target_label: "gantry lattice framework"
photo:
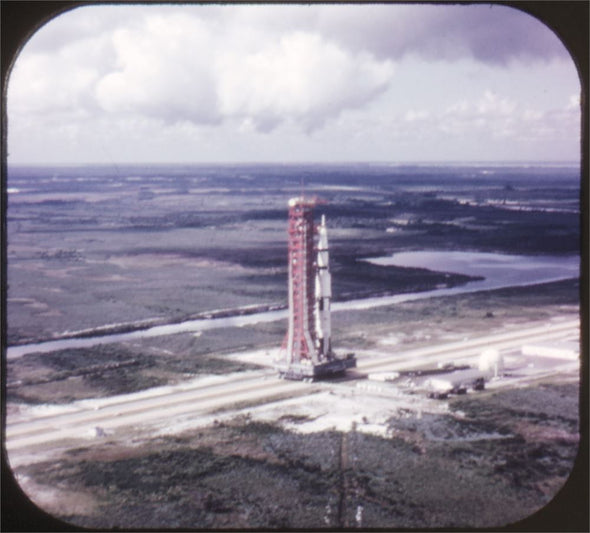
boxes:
[284,197,318,365]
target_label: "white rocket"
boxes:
[315,214,332,358]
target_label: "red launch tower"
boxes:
[285,197,317,364]
[276,197,356,381]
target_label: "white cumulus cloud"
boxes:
[216,31,394,132]
[13,7,395,135]
[95,13,221,125]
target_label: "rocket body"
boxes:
[315,215,332,357]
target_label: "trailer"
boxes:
[425,368,491,398]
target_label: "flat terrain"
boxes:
[6,164,579,344]
[9,377,581,529]
[4,163,583,529]
[5,283,582,529]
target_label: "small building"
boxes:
[521,342,579,360]
[479,349,504,377]
[367,371,400,382]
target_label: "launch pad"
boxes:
[275,354,357,381]
[276,196,356,381]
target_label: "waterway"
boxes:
[6,251,579,359]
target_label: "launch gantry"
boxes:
[276,197,356,381]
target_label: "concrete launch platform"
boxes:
[276,353,357,381]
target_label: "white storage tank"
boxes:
[479,349,504,378]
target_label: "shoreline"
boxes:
[6,276,579,360]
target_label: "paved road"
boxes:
[6,318,578,452]
[6,372,317,451]
[356,318,578,373]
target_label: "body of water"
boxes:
[365,251,579,292]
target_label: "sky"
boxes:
[6,4,582,165]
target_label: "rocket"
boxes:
[315,214,332,358]
[278,198,356,380]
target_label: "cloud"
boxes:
[13,6,395,134]
[10,5,569,129]
[404,109,430,122]
[476,91,517,116]
[316,4,570,65]
[436,91,519,138]
[216,31,393,132]
[95,13,221,125]
[6,4,580,164]
[432,91,578,144]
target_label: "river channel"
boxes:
[6,251,579,359]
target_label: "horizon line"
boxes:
[5,160,581,168]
